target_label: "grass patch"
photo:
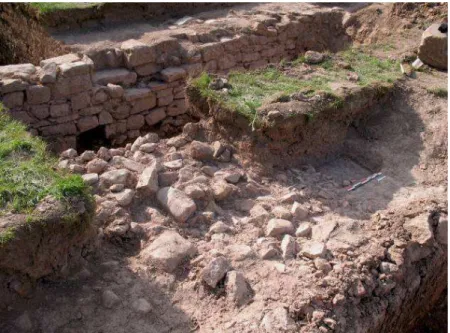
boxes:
[192,47,400,120]
[427,87,448,98]
[0,104,90,213]
[30,2,98,14]
[0,227,15,245]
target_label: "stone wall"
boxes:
[0,10,347,152]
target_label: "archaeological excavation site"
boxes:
[0,2,448,333]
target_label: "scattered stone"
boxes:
[184,184,206,199]
[112,188,135,206]
[260,247,279,260]
[314,258,332,273]
[61,148,78,159]
[266,219,294,237]
[100,169,130,187]
[136,160,160,195]
[261,307,296,332]
[202,256,230,288]
[102,290,121,309]
[167,136,187,148]
[164,159,183,170]
[225,271,252,306]
[403,214,433,245]
[305,50,324,64]
[141,230,197,272]
[80,150,96,162]
[86,158,108,174]
[224,171,241,184]
[436,215,448,245]
[202,165,219,177]
[190,141,214,160]
[347,72,359,82]
[273,206,292,220]
[158,171,179,187]
[418,23,448,70]
[157,187,197,222]
[295,223,312,238]
[281,235,298,259]
[139,143,157,153]
[291,201,308,220]
[209,221,233,234]
[82,173,99,185]
[110,184,125,192]
[211,180,233,201]
[301,241,326,259]
[132,298,153,314]
[98,146,112,161]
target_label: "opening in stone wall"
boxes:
[76,125,110,153]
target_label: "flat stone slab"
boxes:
[140,230,197,272]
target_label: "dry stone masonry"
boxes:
[0,9,346,151]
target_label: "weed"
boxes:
[0,104,90,213]
[0,227,15,246]
[427,87,448,98]
[30,3,98,13]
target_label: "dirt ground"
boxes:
[0,2,447,333]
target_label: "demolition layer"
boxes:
[0,77,446,333]
[0,3,447,333]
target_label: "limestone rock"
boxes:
[202,256,230,288]
[102,290,121,309]
[112,189,135,206]
[82,173,99,185]
[100,169,130,187]
[136,160,160,195]
[131,298,153,314]
[141,230,197,272]
[301,241,326,259]
[190,141,214,160]
[418,23,448,70]
[261,307,296,332]
[265,219,294,237]
[291,201,308,220]
[273,206,292,220]
[404,214,433,246]
[305,50,324,64]
[86,158,108,174]
[211,180,233,201]
[281,235,298,259]
[157,187,197,222]
[225,271,252,306]
[295,223,312,238]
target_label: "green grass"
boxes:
[0,104,90,214]
[192,48,400,121]
[427,87,448,98]
[0,227,15,245]
[30,2,98,14]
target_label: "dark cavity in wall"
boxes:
[76,125,110,153]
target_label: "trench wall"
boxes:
[0,10,347,152]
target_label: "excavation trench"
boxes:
[0,3,447,333]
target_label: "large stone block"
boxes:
[29,104,49,119]
[40,53,81,67]
[135,63,162,76]
[0,79,28,94]
[167,99,187,116]
[52,74,92,99]
[121,40,157,68]
[127,114,145,130]
[124,88,153,102]
[2,92,24,108]
[418,23,448,70]
[131,95,157,114]
[50,103,71,118]
[59,61,91,77]
[160,67,187,83]
[71,91,91,111]
[157,187,197,222]
[26,85,51,105]
[201,43,225,62]
[0,64,36,78]
[77,116,99,132]
[145,107,166,125]
[93,68,137,86]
